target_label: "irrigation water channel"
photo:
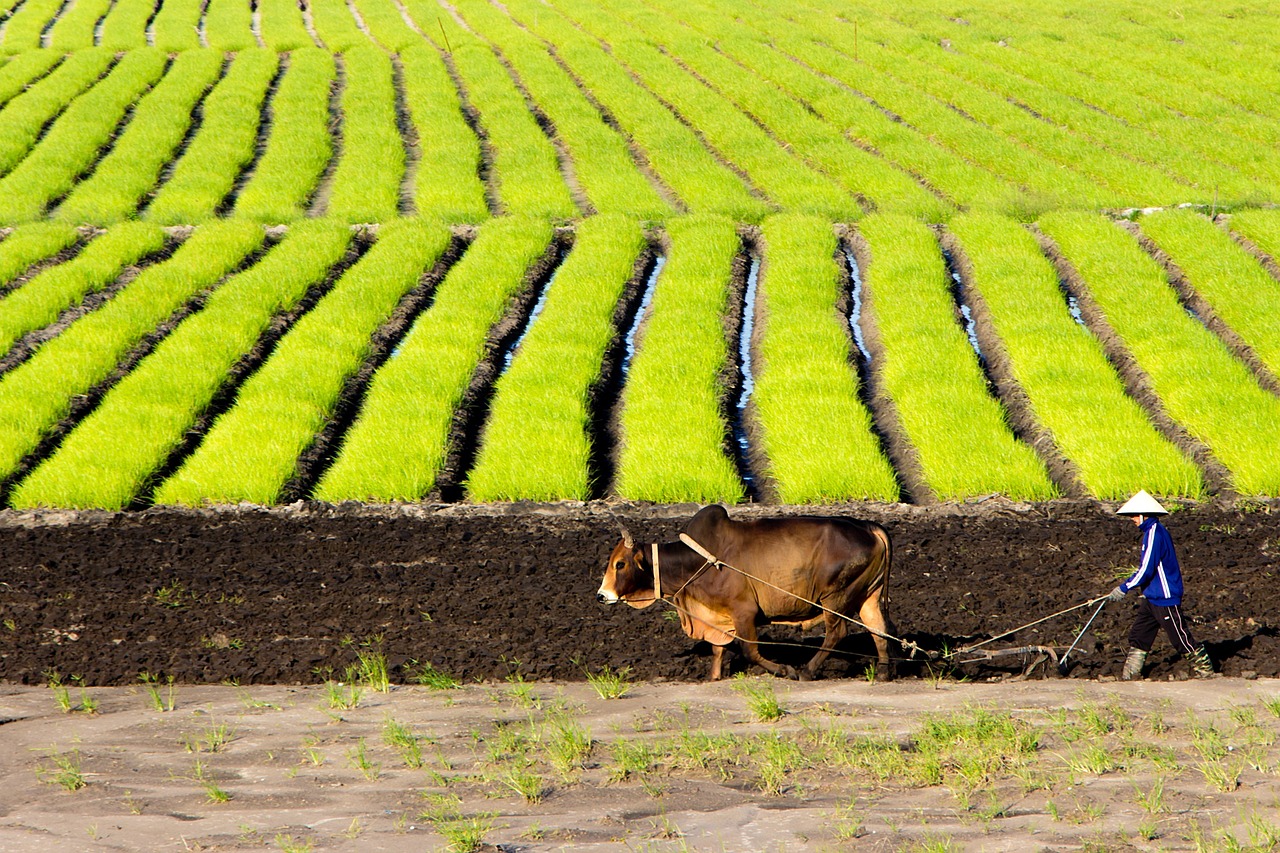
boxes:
[732,254,761,498]
[940,247,987,369]
[843,249,872,364]
[620,253,665,378]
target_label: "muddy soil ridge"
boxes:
[0,500,1276,686]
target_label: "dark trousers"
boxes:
[1129,598,1198,656]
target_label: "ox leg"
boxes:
[800,613,849,681]
[859,588,893,682]
[734,620,798,680]
[709,644,725,681]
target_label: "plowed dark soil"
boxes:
[0,500,1275,686]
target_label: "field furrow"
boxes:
[0,48,114,177]
[1040,213,1280,496]
[155,219,453,506]
[149,0,201,51]
[947,213,1202,499]
[349,0,417,52]
[857,214,1057,500]
[323,46,404,223]
[12,220,354,510]
[614,215,743,503]
[0,0,64,53]
[257,0,311,50]
[45,0,110,50]
[462,214,644,501]
[0,221,79,296]
[55,49,223,224]
[0,220,262,492]
[232,47,334,222]
[0,50,62,111]
[1228,210,1280,274]
[750,215,898,503]
[313,217,552,502]
[201,0,252,50]
[0,48,167,223]
[97,0,155,49]
[307,0,367,52]
[144,48,277,224]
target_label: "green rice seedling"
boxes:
[0,0,65,53]
[608,740,656,782]
[0,220,166,356]
[419,794,494,853]
[466,214,645,500]
[584,664,632,700]
[146,50,279,225]
[859,214,1057,499]
[347,737,381,780]
[449,0,672,220]
[1061,744,1116,777]
[0,221,264,497]
[315,217,552,501]
[273,835,314,853]
[324,680,362,711]
[151,0,204,51]
[203,0,257,50]
[1230,210,1280,264]
[323,46,404,223]
[45,0,113,50]
[752,734,807,795]
[1262,696,1280,719]
[139,672,177,712]
[306,0,368,52]
[1141,209,1280,381]
[398,45,488,223]
[732,675,785,722]
[185,722,235,753]
[615,216,744,502]
[543,712,592,777]
[382,717,425,768]
[257,0,314,50]
[192,759,231,803]
[407,660,461,690]
[0,51,63,112]
[501,768,544,803]
[46,670,72,713]
[948,213,1202,498]
[427,15,576,218]
[0,222,80,292]
[1199,758,1242,793]
[1041,212,1280,496]
[349,0,420,51]
[96,0,159,48]
[36,747,86,791]
[156,220,450,505]
[0,49,168,223]
[0,49,116,177]
[352,646,391,693]
[754,214,899,501]
[493,0,767,220]
[1135,776,1166,815]
[20,223,348,506]
[56,51,225,225]
[234,49,336,223]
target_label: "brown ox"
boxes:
[597,505,893,681]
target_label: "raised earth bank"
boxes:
[0,500,1275,685]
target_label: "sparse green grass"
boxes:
[584,664,633,700]
[139,672,177,712]
[383,717,426,768]
[36,747,86,791]
[347,737,381,780]
[732,675,785,722]
[408,660,461,690]
[419,794,494,853]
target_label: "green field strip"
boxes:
[232,48,334,222]
[548,0,855,220]
[858,214,1056,500]
[0,0,64,53]
[0,50,62,110]
[640,0,1015,216]
[46,0,111,50]
[98,0,157,49]
[55,50,223,224]
[424,13,576,220]
[752,215,898,502]
[0,220,165,356]
[1139,210,1280,383]
[156,219,453,506]
[150,0,202,50]
[614,215,743,503]
[313,217,552,503]
[463,214,645,502]
[323,46,404,223]
[1228,210,1280,268]
[948,213,1202,499]
[307,0,368,52]
[0,221,78,293]
[866,13,1260,205]
[397,45,486,223]
[0,220,263,485]
[593,0,948,221]
[0,48,114,177]
[145,49,277,224]
[349,0,418,52]
[13,220,354,510]
[203,0,254,50]
[496,0,767,221]
[0,48,168,224]
[257,0,312,50]
[1040,213,1280,497]
[450,0,672,221]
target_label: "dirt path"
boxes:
[1,678,1279,851]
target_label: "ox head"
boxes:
[597,525,657,609]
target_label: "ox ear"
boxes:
[619,525,634,550]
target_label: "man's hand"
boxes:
[1108,586,1125,603]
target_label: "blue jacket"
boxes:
[1119,517,1183,606]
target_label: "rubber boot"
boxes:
[1190,646,1217,678]
[1121,648,1147,681]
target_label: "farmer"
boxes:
[1108,490,1215,680]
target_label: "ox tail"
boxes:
[867,523,892,605]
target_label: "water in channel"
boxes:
[732,255,761,497]
[843,250,872,363]
[619,253,665,379]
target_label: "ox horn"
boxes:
[619,525,634,550]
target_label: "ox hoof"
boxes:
[874,666,894,683]
[779,665,800,681]
[797,669,815,682]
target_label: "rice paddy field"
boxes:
[0,0,1276,509]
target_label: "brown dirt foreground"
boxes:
[3,678,1280,852]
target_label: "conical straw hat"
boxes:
[1117,490,1167,516]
